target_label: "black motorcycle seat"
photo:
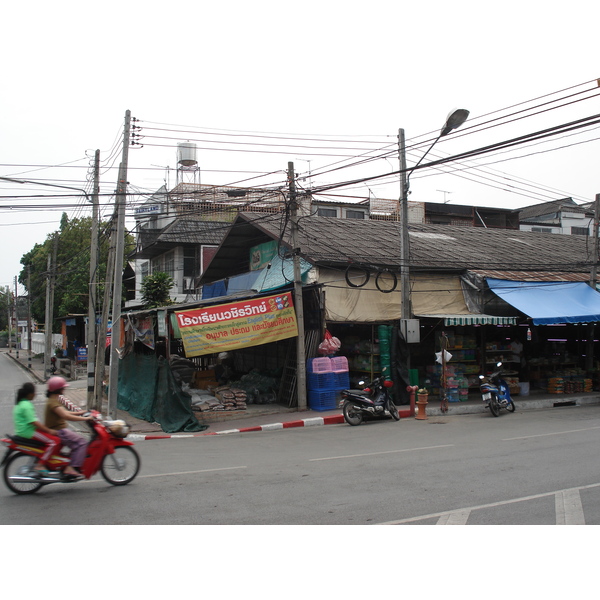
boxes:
[8,435,47,449]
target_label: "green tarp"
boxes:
[118,353,208,433]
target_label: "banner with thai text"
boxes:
[175,293,298,357]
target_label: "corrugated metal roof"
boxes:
[468,270,591,282]
[212,213,595,274]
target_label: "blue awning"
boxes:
[487,278,600,325]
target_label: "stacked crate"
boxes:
[307,357,350,411]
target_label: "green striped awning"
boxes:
[416,314,518,326]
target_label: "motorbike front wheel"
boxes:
[488,395,500,417]
[100,446,140,486]
[387,398,400,421]
[506,400,516,413]
[2,452,44,495]
[343,401,363,426]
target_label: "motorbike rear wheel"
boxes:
[489,395,500,417]
[3,452,44,495]
[387,398,400,421]
[343,401,363,426]
[506,400,516,413]
[100,446,140,486]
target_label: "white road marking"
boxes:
[309,444,454,462]
[555,489,585,525]
[379,481,600,525]
[502,426,600,441]
[137,466,248,479]
[437,509,471,525]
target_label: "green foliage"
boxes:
[19,213,135,332]
[140,272,175,308]
[0,286,11,331]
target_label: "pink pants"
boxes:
[55,429,88,469]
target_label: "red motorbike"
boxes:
[1,411,140,495]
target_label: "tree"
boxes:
[19,213,135,331]
[140,272,175,308]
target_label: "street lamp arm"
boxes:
[0,176,91,202]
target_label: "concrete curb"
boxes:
[128,414,347,440]
[126,396,600,440]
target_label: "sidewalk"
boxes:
[4,348,600,440]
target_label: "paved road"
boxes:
[3,351,600,525]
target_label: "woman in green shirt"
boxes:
[13,382,59,476]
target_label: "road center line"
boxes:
[309,444,454,462]
[137,466,248,479]
[502,425,600,441]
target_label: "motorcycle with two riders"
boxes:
[1,410,140,495]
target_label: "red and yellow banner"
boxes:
[174,293,298,357]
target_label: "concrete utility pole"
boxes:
[27,266,32,370]
[92,216,116,411]
[398,128,410,322]
[86,149,100,408]
[586,192,600,371]
[107,110,131,419]
[43,235,58,378]
[14,276,19,359]
[288,162,307,410]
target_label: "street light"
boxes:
[398,108,470,322]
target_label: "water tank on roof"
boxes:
[177,142,198,167]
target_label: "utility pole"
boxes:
[43,235,58,378]
[288,162,307,410]
[107,110,131,419]
[398,128,411,322]
[92,215,116,411]
[27,266,32,370]
[14,276,19,359]
[6,287,12,355]
[86,149,100,408]
[586,192,600,371]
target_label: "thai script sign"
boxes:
[175,293,297,357]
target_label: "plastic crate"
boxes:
[333,371,350,389]
[330,356,349,372]
[307,371,337,390]
[308,357,332,373]
[308,389,338,411]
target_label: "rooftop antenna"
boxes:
[152,164,171,189]
[437,189,453,203]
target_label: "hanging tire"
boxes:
[375,269,398,293]
[345,265,370,288]
[489,395,500,417]
[506,400,516,413]
[100,446,141,486]
[387,398,400,421]
[2,453,44,495]
[343,401,364,426]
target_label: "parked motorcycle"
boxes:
[340,371,400,426]
[479,362,516,417]
[1,410,140,495]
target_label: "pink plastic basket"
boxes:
[330,356,349,372]
[309,357,333,373]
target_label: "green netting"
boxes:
[378,324,392,380]
[118,352,208,433]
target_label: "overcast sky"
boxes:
[2,0,600,292]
